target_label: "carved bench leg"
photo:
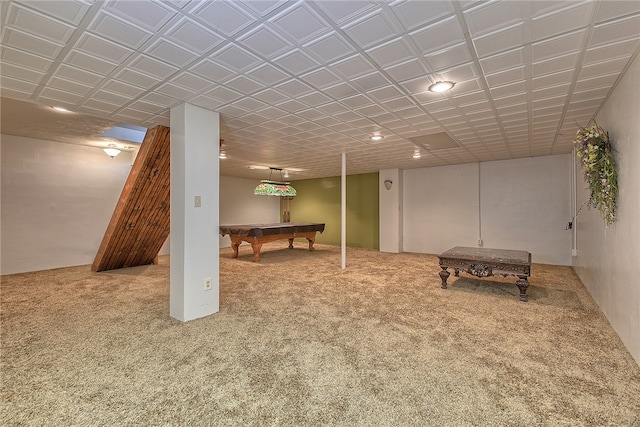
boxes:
[516,276,529,302]
[288,238,294,249]
[439,267,450,289]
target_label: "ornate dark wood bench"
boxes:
[438,246,532,301]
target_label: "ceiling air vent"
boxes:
[409,132,459,150]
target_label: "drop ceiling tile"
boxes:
[0,62,45,84]
[65,50,118,75]
[224,75,264,94]
[210,44,262,73]
[192,0,255,36]
[276,99,308,113]
[330,54,377,80]
[532,29,587,62]
[105,0,175,31]
[589,14,640,49]
[594,1,640,23]
[532,2,595,41]
[299,67,343,89]
[571,87,610,102]
[574,74,618,92]
[583,38,638,64]
[74,33,134,64]
[479,47,525,75]
[270,2,329,44]
[82,97,123,114]
[532,52,579,76]
[272,49,320,75]
[531,69,575,90]
[384,58,429,82]
[155,82,196,100]
[490,81,527,99]
[88,11,154,49]
[449,78,481,95]
[0,75,38,95]
[164,18,225,54]
[427,42,474,72]
[127,100,167,114]
[48,76,92,97]
[112,107,154,121]
[274,79,313,97]
[485,66,526,87]
[245,63,290,86]
[439,62,478,84]
[6,3,76,44]
[238,26,292,60]
[56,63,104,86]
[114,68,160,88]
[252,88,289,105]
[350,71,392,93]
[379,96,416,111]
[204,86,244,103]
[390,0,454,31]
[297,91,333,107]
[313,1,378,24]
[39,86,84,104]
[464,0,527,38]
[342,8,398,49]
[532,84,571,100]
[304,32,355,64]
[171,72,214,93]
[1,46,53,72]
[579,56,630,80]
[366,37,416,69]
[128,55,178,80]
[19,0,91,25]
[409,16,465,55]
[2,28,64,59]
[144,38,197,68]
[473,23,526,59]
[190,59,235,83]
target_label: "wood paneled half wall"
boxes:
[92,125,170,272]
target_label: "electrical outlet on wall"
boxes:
[203,277,212,291]
[477,239,483,246]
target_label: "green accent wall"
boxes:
[284,172,379,249]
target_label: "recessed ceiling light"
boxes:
[370,135,383,141]
[51,106,71,113]
[413,151,422,159]
[428,81,455,93]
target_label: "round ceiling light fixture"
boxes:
[428,81,455,93]
[370,135,383,141]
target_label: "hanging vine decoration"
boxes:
[573,122,618,225]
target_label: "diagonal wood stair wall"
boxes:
[92,125,171,272]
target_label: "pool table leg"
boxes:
[516,276,529,302]
[439,267,450,289]
[231,241,241,258]
[251,243,263,262]
[307,237,316,251]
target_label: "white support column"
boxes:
[170,103,220,322]
[379,168,403,253]
[341,152,346,269]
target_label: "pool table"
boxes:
[219,222,325,262]
[438,246,532,301]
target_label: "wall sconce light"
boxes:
[384,179,393,190]
[103,144,121,158]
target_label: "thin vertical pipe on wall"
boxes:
[572,146,577,254]
[341,152,346,269]
[478,162,482,246]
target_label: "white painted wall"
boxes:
[572,54,640,365]
[1,135,135,274]
[403,163,480,255]
[0,134,279,275]
[481,155,571,265]
[403,155,572,265]
[219,176,280,248]
[379,168,402,253]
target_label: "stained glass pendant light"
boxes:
[254,167,297,197]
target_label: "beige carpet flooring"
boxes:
[2,243,639,426]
